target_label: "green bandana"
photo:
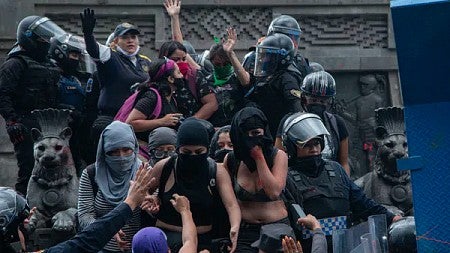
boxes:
[213,64,233,86]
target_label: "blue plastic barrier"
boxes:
[391,0,450,252]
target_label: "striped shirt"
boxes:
[78,168,141,252]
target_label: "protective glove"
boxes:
[6,121,27,144]
[80,8,96,35]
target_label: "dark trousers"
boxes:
[236,217,290,253]
[160,227,212,252]
[12,117,40,196]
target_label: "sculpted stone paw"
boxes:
[52,211,76,232]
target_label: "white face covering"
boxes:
[116,45,140,65]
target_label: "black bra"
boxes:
[234,182,273,202]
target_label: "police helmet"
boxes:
[17,16,66,52]
[267,15,302,48]
[254,33,295,77]
[281,112,329,158]
[242,51,256,75]
[0,187,30,244]
[301,71,336,97]
[309,62,324,72]
[50,34,84,64]
[388,216,417,253]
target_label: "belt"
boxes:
[301,216,347,239]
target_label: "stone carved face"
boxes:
[376,134,408,176]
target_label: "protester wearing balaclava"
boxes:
[96,121,141,205]
[230,107,275,172]
[175,118,211,184]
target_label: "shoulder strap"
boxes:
[85,164,98,198]
[208,158,217,192]
[226,151,239,182]
[158,156,177,199]
[324,161,336,177]
[149,87,162,119]
[114,91,140,122]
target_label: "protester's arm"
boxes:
[252,148,288,200]
[77,169,97,230]
[45,165,155,253]
[298,214,327,253]
[164,0,200,70]
[216,163,241,253]
[223,27,250,86]
[171,194,198,253]
[193,93,218,120]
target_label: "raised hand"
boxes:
[282,236,303,253]
[114,229,130,252]
[124,163,156,210]
[164,0,181,17]
[141,194,161,214]
[223,27,237,53]
[80,8,96,35]
[170,194,190,214]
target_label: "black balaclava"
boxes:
[230,107,274,172]
[176,118,210,185]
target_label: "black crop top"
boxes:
[228,151,279,202]
[157,158,214,226]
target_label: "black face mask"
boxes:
[31,41,50,62]
[306,104,327,118]
[177,153,209,178]
[214,149,232,163]
[173,77,186,87]
[291,154,324,177]
[60,58,80,74]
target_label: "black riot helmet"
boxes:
[0,187,30,245]
[16,16,66,54]
[254,33,295,77]
[49,33,85,73]
[301,71,336,97]
[281,112,329,158]
[267,15,302,49]
[388,216,417,253]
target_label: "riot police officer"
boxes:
[248,33,304,137]
[0,16,65,195]
[281,112,400,252]
[267,14,312,79]
[49,33,98,173]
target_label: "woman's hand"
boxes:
[141,194,161,215]
[159,113,183,127]
[228,226,239,253]
[282,235,303,253]
[223,27,237,54]
[114,229,130,252]
[298,214,322,230]
[164,0,181,17]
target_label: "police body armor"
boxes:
[293,53,311,80]
[288,161,350,219]
[11,55,60,115]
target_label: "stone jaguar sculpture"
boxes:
[355,107,413,216]
[26,109,79,233]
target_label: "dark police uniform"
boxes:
[0,52,60,195]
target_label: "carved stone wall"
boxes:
[0,0,402,183]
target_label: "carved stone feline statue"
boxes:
[26,109,79,233]
[355,107,413,216]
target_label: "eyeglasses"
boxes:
[300,138,322,149]
[151,149,176,159]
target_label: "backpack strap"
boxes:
[85,164,98,198]
[207,158,217,193]
[114,91,140,121]
[148,87,162,119]
[324,112,341,143]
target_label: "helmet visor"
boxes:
[58,34,96,73]
[271,25,301,47]
[31,17,66,42]
[283,114,330,145]
[254,46,282,77]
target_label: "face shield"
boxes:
[270,25,301,48]
[283,113,330,146]
[30,17,66,43]
[57,34,97,74]
[254,46,286,77]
